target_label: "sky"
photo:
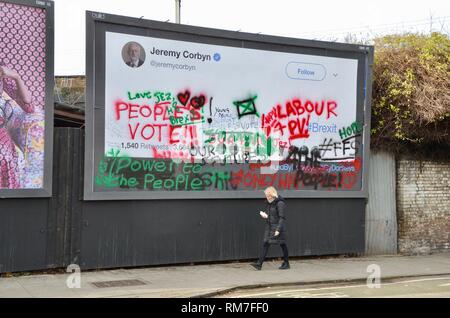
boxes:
[53,0,450,75]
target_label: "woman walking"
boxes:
[251,186,290,270]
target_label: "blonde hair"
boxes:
[264,186,278,198]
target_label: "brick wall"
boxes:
[397,159,450,254]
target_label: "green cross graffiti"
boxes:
[233,95,259,118]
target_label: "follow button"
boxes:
[285,62,327,81]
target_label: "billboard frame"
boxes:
[0,0,54,198]
[84,10,373,201]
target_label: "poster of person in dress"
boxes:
[0,1,49,190]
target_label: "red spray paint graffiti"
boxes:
[261,97,338,141]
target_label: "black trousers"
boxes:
[258,242,289,264]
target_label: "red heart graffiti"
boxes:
[190,95,206,109]
[177,91,191,106]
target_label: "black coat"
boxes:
[263,196,287,244]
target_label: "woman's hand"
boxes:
[0,65,33,111]
[0,66,19,80]
[259,211,268,219]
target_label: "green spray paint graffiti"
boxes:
[95,149,233,191]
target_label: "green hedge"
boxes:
[371,33,450,158]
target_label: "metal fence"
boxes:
[1,128,366,273]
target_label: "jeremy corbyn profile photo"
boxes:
[122,42,146,68]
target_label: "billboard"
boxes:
[85,12,373,200]
[0,0,53,197]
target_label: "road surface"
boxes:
[216,275,450,298]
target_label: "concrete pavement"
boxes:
[0,252,449,298]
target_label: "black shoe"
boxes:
[279,262,290,270]
[250,262,262,270]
